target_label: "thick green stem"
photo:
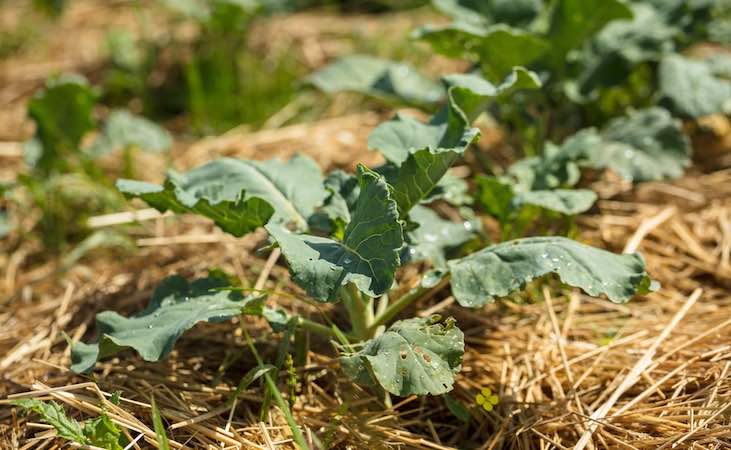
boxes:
[296,317,336,339]
[368,276,450,335]
[340,283,373,341]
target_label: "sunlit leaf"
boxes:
[91,110,172,156]
[70,275,265,373]
[267,165,403,301]
[118,154,327,236]
[341,316,464,396]
[659,54,731,118]
[448,236,654,307]
[308,55,445,105]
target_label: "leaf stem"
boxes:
[296,317,336,338]
[340,283,373,341]
[369,276,450,334]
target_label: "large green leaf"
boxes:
[579,107,691,182]
[117,154,326,236]
[341,316,464,396]
[25,74,98,174]
[368,69,540,166]
[546,0,633,64]
[406,205,477,268]
[476,175,596,218]
[267,165,403,302]
[448,236,653,307]
[432,0,543,27]
[307,55,445,105]
[575,3,678,96]
[513,189,597,215]
[659,54,731,118]
[91,110,172,156]
[414,22,548,81]
[70,275,264,373]
[519,108,691,184]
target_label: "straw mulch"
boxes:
[2,111,731,448]
[2,2,731,449]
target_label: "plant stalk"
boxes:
[368,276,450,335]
[340,283,373,341]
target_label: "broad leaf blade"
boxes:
[368,68,539,167]
[448,236,653,307]
[118,154,326,235]
[514,189,597,215]
[91,110,172,156]
[26,74,98,174]
[70,275,264,373]
[594,107,691,181]
[414,23,548,81]
[659,54,731,118]
[546,0,633,63]
[341,317,464,396]
[267,165,403,301]
[308,55,445,105]
[406,205,477,268]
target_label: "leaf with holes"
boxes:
[341,316,464,396]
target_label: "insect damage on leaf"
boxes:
[341,316,464,396]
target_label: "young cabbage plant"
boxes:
[18,74,171,251]
[72,72,654,399]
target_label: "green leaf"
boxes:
[267,165,403,302]
[659,54,731,118]
[341,316,464,396]
[117,154,327,236]
[444,393,471,423]
[83,414,125,450]
[513,189,597,215]
[91,110,172,156]
[448,236,653,307]
[575,3,678,96]
[574,108,691,182]
[70,275,265,373]
[368,68,539,167]
[0,210,11,238]
[25,74,98,174]
[406,205,477,268]
[11,399,88,445]
[150,397,170,450]
[307,55,445,105]
[432,0,543,27]
[476,176,595,218]
[414,23,548,81]
[546,0,633,64]
[475,176,515,221]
